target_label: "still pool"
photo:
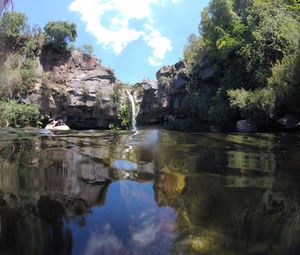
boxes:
[0,128,299,255]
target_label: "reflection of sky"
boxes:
[112,159,138,171]
[64,180,177,255]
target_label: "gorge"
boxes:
[0,1,300,254]
[0,0,300,132]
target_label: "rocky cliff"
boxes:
[25,50,124,129]
[136,61,190,127]
[3,46,294,132]
[26,49,193,130]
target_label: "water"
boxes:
[0,128,300,255]
[126,90,137,131]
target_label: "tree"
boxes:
[44,21,77,51]
[182,0,300,130]
[82,44,94,55]
[183,34,205,64]
[0,12,27,49]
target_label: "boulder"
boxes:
[141,78,158,91]
[171,70,188,91]
[236,119,256,133]
[174,60,186,71]
[156,65,174,79]
[138,62,188,126]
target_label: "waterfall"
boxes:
[126,90,137,131]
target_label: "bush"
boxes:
[228,87,276,119]
[82,44,94,55]
[23,37,43,58]
[267,52,300,113]
[0,101,40,127]
[0,12,28,49]
[44,21,77,51]
[18,58,37,93]
[119,104,130,128]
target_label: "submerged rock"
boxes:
[236,119,257,133]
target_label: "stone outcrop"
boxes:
[135,59,221,131]
[137,61,189,125]
[27,50,121,129]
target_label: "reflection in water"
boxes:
[0,129,299,254]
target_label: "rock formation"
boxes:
[137,61,189,126]
[26,50,123,129]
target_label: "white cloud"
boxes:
[69,0,177,66]
[143,24,172,66]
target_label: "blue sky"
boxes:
[14,0,209,83]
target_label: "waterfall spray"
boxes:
[126,90,137,131]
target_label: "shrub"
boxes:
[119,104,130,128]
[82,44,94,55]
[228,87,276,119]
[18,58,37,93]
[267,52,300,113]
[0,101,40,127]
[23,35,45,58]
[158,76,171,89]
[0,12,28,49]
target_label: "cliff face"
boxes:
[26,50,121,129]
[0,47,240,131]
[28,50,192,130]
[136,61,190,127]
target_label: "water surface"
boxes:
[0,129,299,255]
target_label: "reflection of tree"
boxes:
[153,133,300,255]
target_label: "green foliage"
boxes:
[183,34,205,63]
[228,47,300,121]
[18,59,37,93]
[44,21,77,51]
[182,0,300,129]
[0,101,40,128]
[158,76,171,89]
[82,44,94,55]
[23,34,45,58]
[120,104,130,127]
[267,51,300,113]
[0,12,28,49]
[111,83,131,128]
[0,56,36,99]
[209,87,237,125]
[228,87,276,118]
[181,92,212,122]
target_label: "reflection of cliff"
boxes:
[0,136,112,255]
[1,129,300,254]
[0,144,110,206]
[0,197,73,255]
